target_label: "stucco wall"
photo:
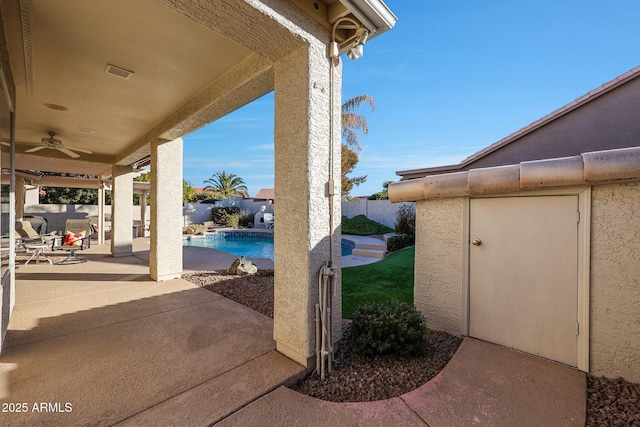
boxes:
[415,197,465,336]
[590,182,640,382]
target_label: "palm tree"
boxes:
[342,94,374,151]
[203,171,249,198]
[341,95,374,196]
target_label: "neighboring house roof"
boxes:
[254,188,274,200]
[397,65,640,180]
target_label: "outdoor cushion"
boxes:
[64,231,85,246]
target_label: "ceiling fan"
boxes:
[24,131,93,158]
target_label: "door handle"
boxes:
[472,238,481,246]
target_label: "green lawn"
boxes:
[341,247,415,318]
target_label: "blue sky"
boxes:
[182,1,640,197]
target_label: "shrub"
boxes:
[350,300,427,356]
[394,205,416,237]
[367,191,388,200]
[211,207,240,225]
[386,234,415,253]
[237,209,254,227]
[224,214,239,228]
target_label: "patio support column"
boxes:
[140,191,147,237]
[111,165,134,257]
[15,176,25,219]
[149,137,182,281]
[272,44,342,369]
[97,181,105,245]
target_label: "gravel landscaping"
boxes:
[184,270,640,424]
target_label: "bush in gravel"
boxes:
[386,234,415,253]
[351,300,427,356]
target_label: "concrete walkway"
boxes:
[220,338,586,426]
[0,239,586,426]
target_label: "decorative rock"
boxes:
[227,256,258,276]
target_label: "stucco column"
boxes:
[15,176,25,219]
[149,137,183,281]
[111,165,134,257]
[97,181,105,245]
[140,191,147,237]
[273,44,342,368]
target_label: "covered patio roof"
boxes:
[0,0,394,179]
[1,0,398,374]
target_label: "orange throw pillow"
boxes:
[64,231,85,246]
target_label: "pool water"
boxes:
[183,236,353,259]
[184,237,274,259]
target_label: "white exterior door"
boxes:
[469,196,579,367]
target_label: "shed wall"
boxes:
[413,182,640,382]
[590,182,640,382]
[414,197,465,336]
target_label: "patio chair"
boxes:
[1,233,27,263]
[51,218,93,264]
[15,220,58,244]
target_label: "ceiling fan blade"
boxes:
[0,141,9,147]
[25,146,48,153]
[63,145,93,154]
[57,147,81,158]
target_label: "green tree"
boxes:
[39,173,102,204]
[203,171,249,198]
[183,181,198,204]
[195,190,222,202]
[342,145,367,197]
[133,172,150,206]
[341,95,374,196]
[368,180,394,200]
[134,172,150,182]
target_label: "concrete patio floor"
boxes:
[0,238,586,426]
[0,240,303,426]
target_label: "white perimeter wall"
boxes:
[4,198,408,235]
[342,199,414,228]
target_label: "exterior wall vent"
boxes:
[104,64,134,80]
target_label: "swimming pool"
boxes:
[184,233,274,259]
[183,233,353,260]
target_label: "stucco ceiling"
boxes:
[1,0,254,176]
[0,0,394,179]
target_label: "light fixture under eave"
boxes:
[346,42,364,60]
[329,17,370,61]
[131,155,151,170]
